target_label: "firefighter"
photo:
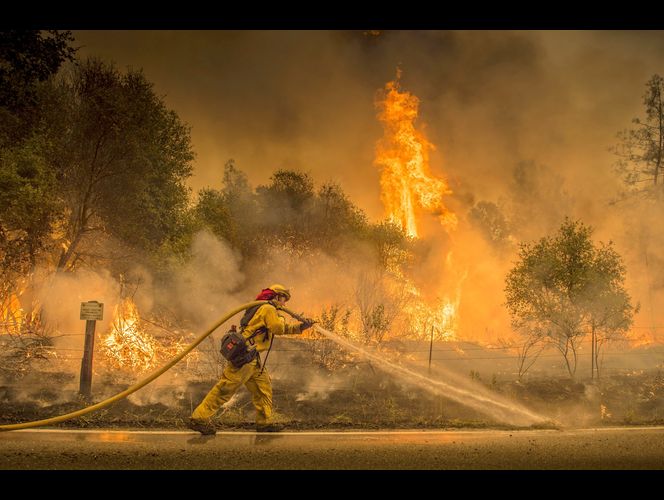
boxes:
[188,284,313,435]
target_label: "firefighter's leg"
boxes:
[192,361,253,421]
[245,363,273,425]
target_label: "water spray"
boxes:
[291,316,551,427]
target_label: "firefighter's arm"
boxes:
[263,305,304,335]
[263,304,288,335]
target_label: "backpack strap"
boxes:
[241,302,274,342]
[240,304,263,330]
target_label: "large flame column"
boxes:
[374,74,457,238]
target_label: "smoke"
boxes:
[70,29,664,342]
[124,370,191,408]
[156,229,364,330]
[37,268,121,350]
[287,370,348,402]
[611,198,664,337]
[160,230,245,329]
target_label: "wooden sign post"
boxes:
[79,301,104,398]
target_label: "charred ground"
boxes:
[1,338,663,431]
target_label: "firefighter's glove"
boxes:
[299,319,316,332]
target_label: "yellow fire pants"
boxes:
[191,357,273,424]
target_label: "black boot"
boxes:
[188,418,217,435]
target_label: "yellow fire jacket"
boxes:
[243,303,302,352]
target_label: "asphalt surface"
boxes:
[1,427,663,469]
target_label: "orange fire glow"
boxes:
[374,72,464,341]
[409,296,460,341]
[0,292,23,334]
[101,297,191,373]
[374,70,457,238]
[627,329,659,349]
[102,298,158,372]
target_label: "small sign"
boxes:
[80,301,104,321]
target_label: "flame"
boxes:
[1,292,24,334]
[102,298,158,372]
[101,297,192,373]
[626,329,658,348]
[373,71,464,341]
[0,283,42,334]
[405,266,467,342]
[374,70,457,238]
[409,297,460,341]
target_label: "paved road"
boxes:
[1,427,663,469]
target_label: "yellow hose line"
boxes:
[0,300,272,432]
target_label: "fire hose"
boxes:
[0,300,306,432]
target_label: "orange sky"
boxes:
[70,30,664,340]
[71,30,664,221]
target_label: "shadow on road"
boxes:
[186,434,216,445]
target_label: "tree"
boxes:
[195,189,234,243]
[255,169,315,242]
[0,134,65,329]
[584,244,638,378]
[257,169,314,214]
[311,182,367,252]
[611,75,664,329]
[0,30,75,145]
[498,334,547,381]
[0,30,76,327]
[194,160,257,252]
[505,218,636,378]
[192,161,416,304]
[0,139,60,276]
[253,169,318,258]
[41,58,194,272]
[365,221,411,272]
[612,74,664,198]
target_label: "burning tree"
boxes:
[505,218,636,378]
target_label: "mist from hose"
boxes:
[312,324,550,427]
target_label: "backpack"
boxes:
[220,327,256,368]
[220,304,268,368]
